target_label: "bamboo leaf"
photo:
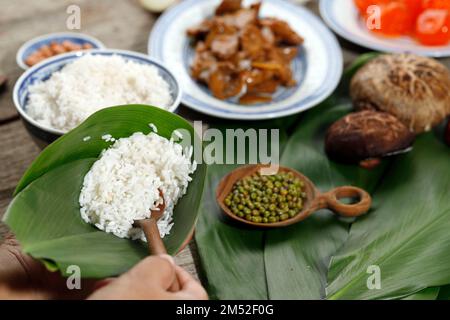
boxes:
[437,285,450,300]
[6,158,148,278]
[194,122,292,300]
[402,287,440,300]
[327,135,450,300]
[264,102,388,299]
[195,164,268,300]
[15,105,201,194]
[4,105,206,278]
[335,52,380,99]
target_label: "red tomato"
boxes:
[416,9,450,45]
[367,2,412,36]
[406,0,424,18]
[399,0,424,31]
[354,0,371,14]
[422,0,450,11]
[354,0,390,15]
[405,0,424,13]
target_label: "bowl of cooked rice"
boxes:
[13,49,182,147]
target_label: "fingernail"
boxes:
[158,254,175,266]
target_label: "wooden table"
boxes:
[1,0,449,284]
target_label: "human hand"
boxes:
[0,233,207,300]
[0,233,96,299]
[88,255,208,300]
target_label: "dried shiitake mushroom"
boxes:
[325,111,415,167]
[351,53,450,134]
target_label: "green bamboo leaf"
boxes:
[4,105,206,278]
[402,287,440,300]
[336,52,380,98]
[195,164,268,300]
[195,123,292,300]
[264,102,388,299]
[15,105,201,194]
[6,157,149,278]
[342,52,380,81]
[327,135,450,300]
[437,285,450,300]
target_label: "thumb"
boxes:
[125,255,176,290]
[88,255,177,300]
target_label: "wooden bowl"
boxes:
[216,164,372,228]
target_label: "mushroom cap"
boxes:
[351,53,450,134]
[325,111,415,163]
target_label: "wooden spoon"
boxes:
[216,164,372,228]
[134,190,180,291]
[134,189,168,255]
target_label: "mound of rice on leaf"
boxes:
[79,131,196,241]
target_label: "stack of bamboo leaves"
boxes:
[194,55,450,300]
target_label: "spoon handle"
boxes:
[318,186,372,218]
[137,219,167,255]
[137,219,181,291]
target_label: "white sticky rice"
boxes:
[26,54,173,131]
[79,131,196,240]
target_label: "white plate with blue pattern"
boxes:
[148,0,343,120]
[320,0,450,58]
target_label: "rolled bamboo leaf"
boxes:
[327,135,450,299]
[4,105,206,278]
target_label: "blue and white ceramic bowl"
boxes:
[16,32,105,70]
[13,49,182,147]
[148,0,343,120]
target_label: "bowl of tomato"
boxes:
[320,0,450,57]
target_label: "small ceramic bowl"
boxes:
[16,32,105,70]
[13,49,182,148]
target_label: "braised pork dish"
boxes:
[187,0,304,105]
